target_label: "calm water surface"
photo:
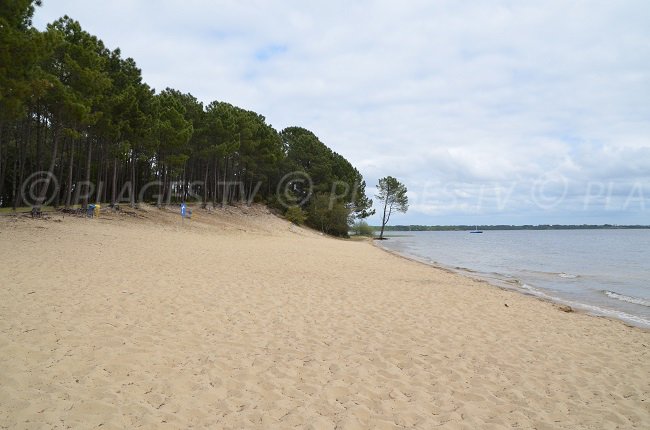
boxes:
[379,230,650,328]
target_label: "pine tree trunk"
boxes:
[203,160,209,207]
[130,152,136,207]
[65,139,75,209]
[0,121,5,204]
[40,124,61,206]
[82,136,92,208]
[12,120,29,209]
[214,156,219,205]
[11,139,18,210]
[54,133,64,208]
[111,157,117,206]
[159,165,166,207]
[96,142,103,203]
[222,157,228,206]
[182,164,187,202]
[35,111,42,173]
[379,197,389,239]
[65,140,75,209]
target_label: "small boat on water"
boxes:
[470,225,483,233]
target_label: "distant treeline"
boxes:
[376,225,650,231]
[0,2,373,236]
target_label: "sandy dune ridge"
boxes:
[0,205,648,429]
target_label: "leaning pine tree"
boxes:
[376,176,409,239]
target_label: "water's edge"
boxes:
[372,240,650,331]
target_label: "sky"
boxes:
[32,0,650,225]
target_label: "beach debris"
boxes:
[504,303,509,307]
[558,305,573,313]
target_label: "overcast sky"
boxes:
[33,1,650,225]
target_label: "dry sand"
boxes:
[0,205,648,429]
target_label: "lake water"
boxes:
[378,230,650,328]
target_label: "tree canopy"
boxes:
[376,176,409,239]
[0,1,374,236]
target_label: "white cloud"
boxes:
[32,0,650,224]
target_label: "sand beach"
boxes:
[0,206,648,429]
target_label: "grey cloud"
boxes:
[32,0,650,224]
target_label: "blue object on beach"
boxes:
[181,203,186,217]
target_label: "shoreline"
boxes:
[1,210,649,428]
[373,238,650,331]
